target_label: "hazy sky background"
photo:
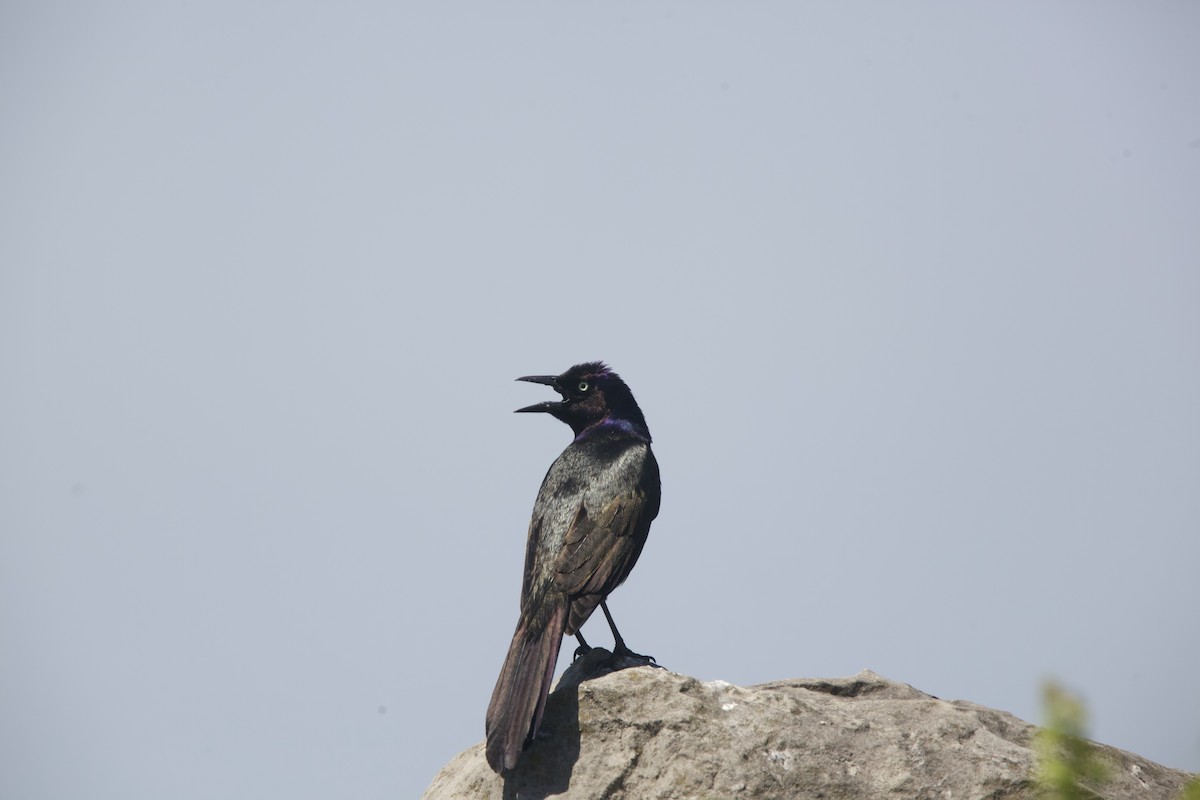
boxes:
[2,3,1198,799]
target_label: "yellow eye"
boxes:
[578,380,589,392]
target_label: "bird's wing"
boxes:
[518,514,567,633]
[552,490,650,599]
[519,515,543,606]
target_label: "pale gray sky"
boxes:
[2,3,1198,799]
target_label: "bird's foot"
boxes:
[572,631,594,662]
[609,643,663,669]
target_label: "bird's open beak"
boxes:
[515,374,564,413]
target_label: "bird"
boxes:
[484,361,661,774]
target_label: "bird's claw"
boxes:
[611,645,660,667]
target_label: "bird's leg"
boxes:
[573,631,592,661]
[600,601,656,664]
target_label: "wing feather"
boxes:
[553,491,651,632]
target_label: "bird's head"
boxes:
[515,361,650,441]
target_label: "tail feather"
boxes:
[484,603,567,773]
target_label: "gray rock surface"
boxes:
[423,650,1193,799]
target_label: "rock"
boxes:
[422,651,1193,799]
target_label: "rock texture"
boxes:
[423,650,1193,800]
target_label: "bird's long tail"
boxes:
[484,602,567,773]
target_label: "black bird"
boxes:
[485,361,661,774]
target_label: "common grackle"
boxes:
[484,362,661,774]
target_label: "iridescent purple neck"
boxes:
[575,415,651,443]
